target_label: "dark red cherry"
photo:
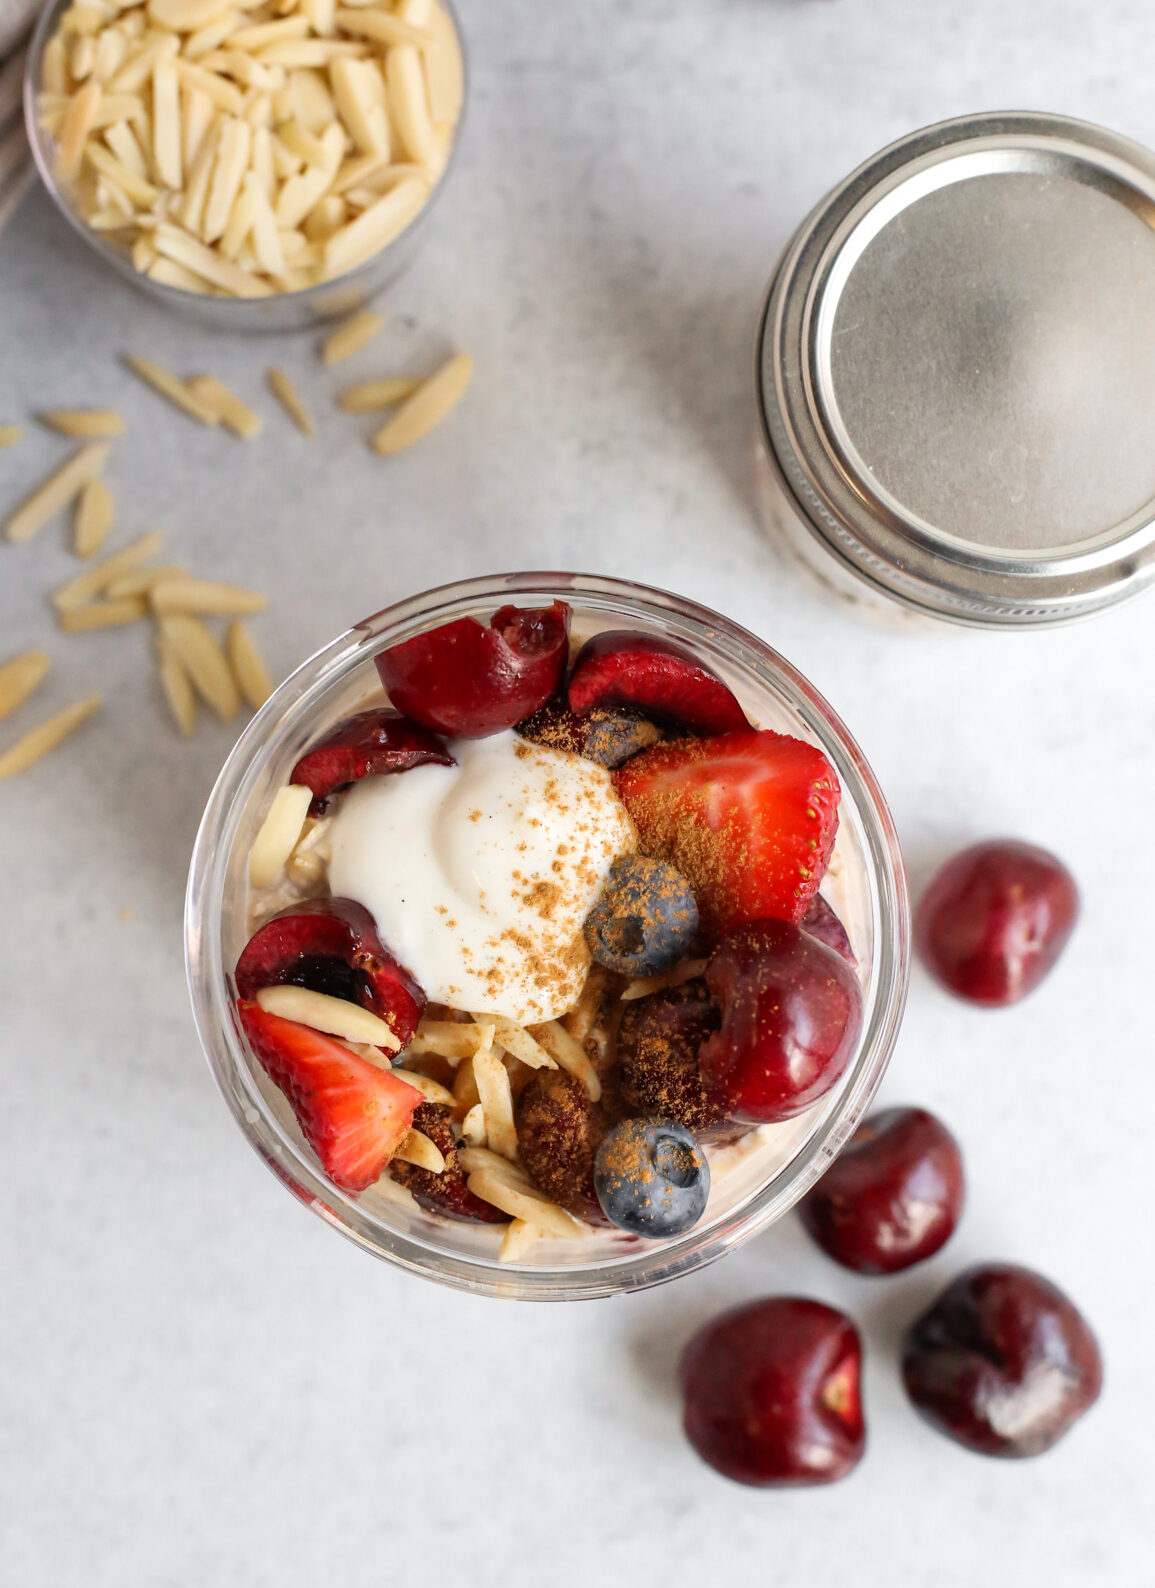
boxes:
[800,893,856,966]
[568,630,748,737]
[289,708,452,811]
[388,1103,510,1224]
[917,840,1079,1006]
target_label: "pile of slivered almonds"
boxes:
[0,315,472,779]
[37,0,463,296]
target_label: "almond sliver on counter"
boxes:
[40,409,126,438]
[248,783,313,886]
[53,529,165,610]
[185,376,263,438]
[371,352,472,455]
[0,697,101,781]
[156,635,198,735]
[5,442,111,543]
[337,377,420,412]
[321,308,385,365]
[150,576,266,615]
[158,613,239,719]
[0,653,50,725]
[74,478,115,558]
[227,620,273,708]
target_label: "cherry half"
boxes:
[699,919,863,1124]
[235,897,425,1052]
[681,1297,865,1487]
[917,840,1079,1006]
[388,1102,509,1224]
[289,708,453,811]
[567,630,749,737]
[902,1264,1102,1458]
[376,601,571,738]
[799,1106,964,1274]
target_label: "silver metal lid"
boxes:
[757,112,1155,626]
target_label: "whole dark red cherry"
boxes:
[699,919,863,1123]
[681,1297,865,1487]
[917,840,1079,1006]
[903,1264,1103,1458]
[798,1106,964,1274]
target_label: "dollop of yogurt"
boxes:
[326,730,636,1024]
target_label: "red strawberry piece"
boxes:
[235,897,425,1053]
[801,893,856,966]
[700,919,863,1124]
[568,630,748,736]
[388,1102,510,1224]
[613,729,840,936]
[290,708,452,811]
[376,601,571,738]
[237,1001,420,1193]
[681,1297,866,1487]
[515,1068,614,1223]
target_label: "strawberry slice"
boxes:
[237,1002,420,1193]
[613,730,840,936]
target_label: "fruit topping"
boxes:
[614,730,840,937]
[799,1106,964,1274]
[902,1264,1102,1457]
[617,980,725,1135]
[801,893,856,966]
[289,708,453,810]
[515,1067,613,1223]
[237,1001,420,1193]
[567,630,748,736]
[583,855,699,977]
[376,601,571,738]
[234,897,425,1053]
[517,696,663,768]
[699,919,863,1124]
[593,1117,710,1238]
[681,1298,866,1487]
[388,1102,510,1224]
[917,840,1079,1006]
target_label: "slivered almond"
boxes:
[248,783,313,885]
[74,478,115,558]
[302,193,347,240]
[152,58,182,188]
[5,443,111,543]
[185,375,263,438]
[105,565,188,598]
[148,258,214,293]
[266,368,313,434]
[452,1055,480,1110]
[0,697,102,781]
[123,354,220,421]
[321,309,384,365]
[0,653,50,725]
[156,635,198,734]
[337,376,419,411]
[185,14,241,60]
[84,142,159,206]
[410,1019,492,1064]
[499,1218,540,1263]
[108,34,179,96]
[257,39,367,66]
[393,1129,446,1174]
[59,598,148,631]
[53,530,165,610]
[226,620,272,708]
[56,80,102,180]
[151,576,266,615]
[42,38,68,95]
[329,56,389,156]
[388,1068,456,1107]
[202,114,251,241]
[371,352,471,455]
[460,1102,486,1146]
[385,44,437,168]
[456,1145,532,1184]
[177,116,220,231]
[423,3,464,127]
[227,15,309,49]
[529,1021,602,1102]
[158,613,239,719]
[465,1171,583,1239]
[473,1013,556,1071]
[334,9,430,48]
[472,1039,517,1161]
[149,0,233,29]
[40,408,126,438]
[0,427,22,448]
[620,958,710,1002]
[255,983,402,1052]
[173,58,245,116]
[152,223,273,296]
[322,175,426,280]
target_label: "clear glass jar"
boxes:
[23,0,467,333]
[185,573,910,1299]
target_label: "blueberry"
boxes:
[584,855,699,976]
[594,1117,710,1237]
[582,708,662,769]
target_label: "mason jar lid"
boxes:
[757,111,1155,627]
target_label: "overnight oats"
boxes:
[187,575,908,1298]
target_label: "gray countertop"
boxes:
[3,1,1153,1583]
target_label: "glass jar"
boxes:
[186,573,910,1299]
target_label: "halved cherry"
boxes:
[376,601,571,738]
[801,894,856,966]
[388,1102,510,1224]
[568,631,748,736]
[289,708,452,811]
[237,1002,420,1193]
[235,897,425,1053]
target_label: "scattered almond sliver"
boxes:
[158,612,240,719]
[59,597,149,631]
[74,477,115,558]
[0,652,50,724]
[151,576,267,616]
[0,696,101,781]
[0,427,21,448]
[499,1218,541,1263]
[255,982,403,1052]
[392,1129,446,1174]
[337,376,420,412]
[40,409,126,438]
[156,635,197,735]
[105,565,189,598]
[123,356,219,425]
[529,1020,602,1103]
[185,376,263,439]
[227,619,273,709]
[5,442,111,543]
[267,368,314,435]
[371,352,472,455]
[53,529,165,610]
[248,782,314,886]
[322,309,385,365]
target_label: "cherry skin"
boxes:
[799,1106,964,1274]
[903,1264,1102,1457]
[681,1297,865,1487]
[699,919,863,1124]
[917,840,1079,1006]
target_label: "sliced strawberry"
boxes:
[376,601,571,738]
[613,730,840,936]
[568,631,748,737]
[235,897,425,1053]
[238,1002,420,1193]
[290,708,452,811]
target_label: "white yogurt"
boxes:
[326,731,636,1024]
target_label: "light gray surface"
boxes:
[2,1,1154,1583]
